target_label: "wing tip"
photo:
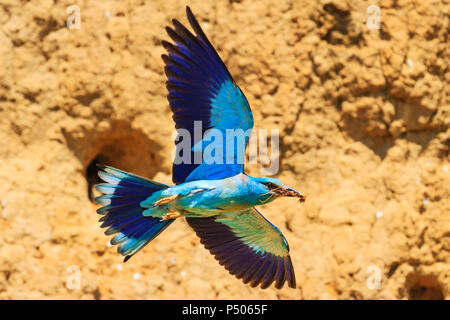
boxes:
[185,6,194,21]
[185,5,205,39]
[285,256,297,289]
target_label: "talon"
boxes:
[154,195,179,206]
[161,211,182,221]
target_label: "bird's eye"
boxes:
[265,182,276,189]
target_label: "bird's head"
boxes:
[253,177,305,204]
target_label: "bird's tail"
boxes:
[95,165,174,262]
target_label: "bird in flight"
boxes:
[95,6,305,289]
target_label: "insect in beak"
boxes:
[260,186,305,203]
[279,187,306,203]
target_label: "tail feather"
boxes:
[95,165,174,262]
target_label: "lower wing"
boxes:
[186,208,295,289]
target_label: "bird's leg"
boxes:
[154,194,179,206]
[160,209,185,221]
[154,194,181,220]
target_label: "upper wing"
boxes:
[186,208,296,289]
[163,6,254,184]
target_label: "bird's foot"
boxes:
[160,210,182,221]
[154,194,178,206]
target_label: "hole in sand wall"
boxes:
[63,121,166,202]
[405,272,444,300]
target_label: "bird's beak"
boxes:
[277,186,306,203]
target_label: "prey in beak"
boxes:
[274,186,306,203]
[260,179,306,203]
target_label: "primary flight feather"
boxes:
[94,6,305,289]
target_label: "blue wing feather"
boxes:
[186,215,296,289]
[164,7,254,184]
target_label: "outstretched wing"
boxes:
[163,6,254,184]
[186,208,295,289]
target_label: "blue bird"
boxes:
[95,6,305,289]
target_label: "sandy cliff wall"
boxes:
[0,0,449,299]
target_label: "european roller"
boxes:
[95,6,305,289]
